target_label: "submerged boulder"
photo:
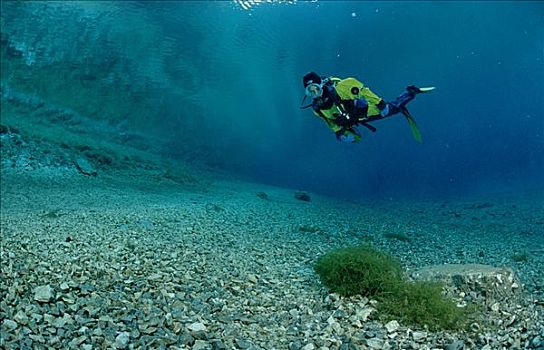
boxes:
[256,191,269,200]
[75,157,97,176]
[411,264,522,305]
[294,191,311,202]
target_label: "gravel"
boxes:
[1,132,543,349]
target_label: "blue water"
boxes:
[1,1,543,200]
[216,1,544,200]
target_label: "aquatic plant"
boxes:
[380,281,467,330]
[315,245,469,330]
[314,245,403,297]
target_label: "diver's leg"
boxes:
[394,91,417,108]
[369,90,417,120]
[363,86,433,123]
[385,91,416,114]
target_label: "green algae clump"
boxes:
[315,245,403,297]
[381,281,468,330]
[314,245,469,330]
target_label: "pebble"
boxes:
[289,309,299,318]
[356,307,374,321]
[302,343,316,350]
[248,274,258,283]
[289,341,302,350]
[70,335,87,346]
[446,340,464,350]
[533,336,542,347]
[235,339,252,349]
[53,314,72,328]
[34,285,54,302]
[211,339,227,350]
[138,219,154,230]
[29,334,45,343]
[366,338,383,349]
[193,340,211,350]
[14,311,29,325]
[3,319,18,331]
[412,331,427,341]
[75,157,97,176]
[188,322,207,332]
[385,320,399,333]
[43,314,55,324]
[115,331,130,349]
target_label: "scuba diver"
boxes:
[300,72,435,142]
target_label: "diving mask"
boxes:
[305,82,323,98]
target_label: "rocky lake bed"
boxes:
[1,124,543,349]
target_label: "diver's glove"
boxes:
[337,110,366,128]
[339,133,356,143]
[335,130,357,143]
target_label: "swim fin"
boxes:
[400,107,422,143]
[407,85,436,94]
[400,86,434,141]
[418,86,436,93]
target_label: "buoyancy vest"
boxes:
[334,77,383,117]
[312,77,383,133]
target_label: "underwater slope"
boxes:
[1,120,543,349]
